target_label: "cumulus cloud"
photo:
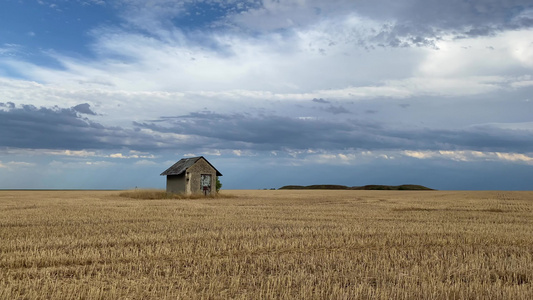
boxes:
[3,0,532,101]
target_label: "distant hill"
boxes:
[279,184,434,191]
[280,185,349,190]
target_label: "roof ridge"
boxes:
[160,156,222,176]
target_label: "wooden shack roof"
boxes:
[160,156,222,176]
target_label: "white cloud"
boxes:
[291,150,394,165]
[135,160,157,166]
[0,148,159,162]
[84,161,114,166]
[418,30,533,78]
[49,160,115,169]
[403,150,533,165]
[402,151,437,159]
[2,13,531,133]
[3,27,529,122]
[55,150,98,157]
[201,150,221,156]
[230,150,256,157]
[109,152,156,159]
[495,152,533,163]
[478,122,533,131]
[0,160,36,170]
[438,151,471,162]
[512,80,533,88]
[0,11,421,95]
[6,161,35,167]
[509,33,533,69]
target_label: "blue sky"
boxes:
[1,0,533,190]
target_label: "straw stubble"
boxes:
[1,190,532,299]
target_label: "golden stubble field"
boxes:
[1,189,532,299]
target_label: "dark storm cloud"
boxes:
[317,0,533,48]
[72,103,97,115]
[136,111,533,153]
[429,126,533,152]
[0,103,174,151]
[135,111,382,150]
[3,104,531,154]
[365,0,533,35]
[0,102,15,109]
[312,98,330,104]
[321,105,350,115]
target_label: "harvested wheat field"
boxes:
[1,189,532,299]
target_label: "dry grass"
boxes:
[118,189,237,200]
[1,189,532,299]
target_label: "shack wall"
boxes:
[187,158,217,195]
[166,174,186,194]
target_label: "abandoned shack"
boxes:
[160,156,222,195]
